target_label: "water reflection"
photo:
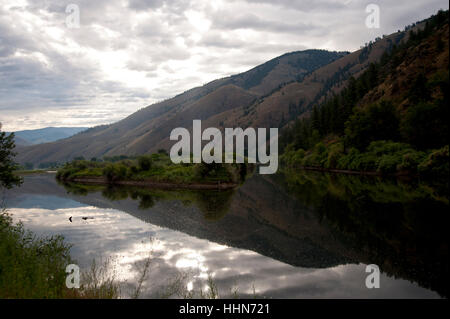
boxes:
[59,181,235,221]
[278,170,449,298]
[3,172,447,298]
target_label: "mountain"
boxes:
[16,50,347,164]
[13,136,32,147]
[12,127,88,146]
[15,12,445,166]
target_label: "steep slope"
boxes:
[16,50,345,164]
[281,10,449,177]
[217,31,408,130]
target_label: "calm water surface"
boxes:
[3,172,448,298]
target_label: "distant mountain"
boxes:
[12,127,88,146]
[13,136,32,147]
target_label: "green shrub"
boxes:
[397,151,426,172]
[138,156,153,171]
[314,142,327,155]
[366,140,411,156]
[0,212,72,298]
[129,165,139,175]
[344,101,400,150]
[377,154,402,174]
[400,100,449,150]
[355,152,379,171]
[337,148,360,169]
[303,152,323,167]
[418,145,449,178]
[325,142,344,169]
[292,149,306,166]
[195,162,218,179]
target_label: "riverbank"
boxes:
[14,169,57,175]
[281,142,449,179]
[293,166,414,177]
[65,176,238,190]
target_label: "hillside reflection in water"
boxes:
[3,172,447,298]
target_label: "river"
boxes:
[2,171,448,298]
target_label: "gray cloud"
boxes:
[235,0,348,12]
[212,12,317,33]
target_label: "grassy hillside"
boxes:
[281,10,449,178]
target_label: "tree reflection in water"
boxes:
[60,181,234,221]
[278,170,448,298]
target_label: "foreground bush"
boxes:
[0,210,120,299]
[0,211,72,298]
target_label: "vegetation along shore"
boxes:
[56,151,253,190]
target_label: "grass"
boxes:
[13,169,50,175]
[69,258,120,299]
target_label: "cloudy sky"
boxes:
[0,0,448,131]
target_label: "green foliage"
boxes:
[377,155,402,174]
[138,155,153,171]
[1,210,121,298]
[194,162,232,182]
[283,139,438,177]
[401,94,449,150]
[418,145,449,178]
[398,151,427,172]
[344,101,400,150]
[0,211,72,298]
[57,152,253,185]
[102,163,128,182]
[0,129,22,189]
[325,142,344,169]
[336,147,361,170]
[56,160,104,180]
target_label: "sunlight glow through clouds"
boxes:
[185,10,211,32]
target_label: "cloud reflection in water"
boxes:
[6,195,439,299]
